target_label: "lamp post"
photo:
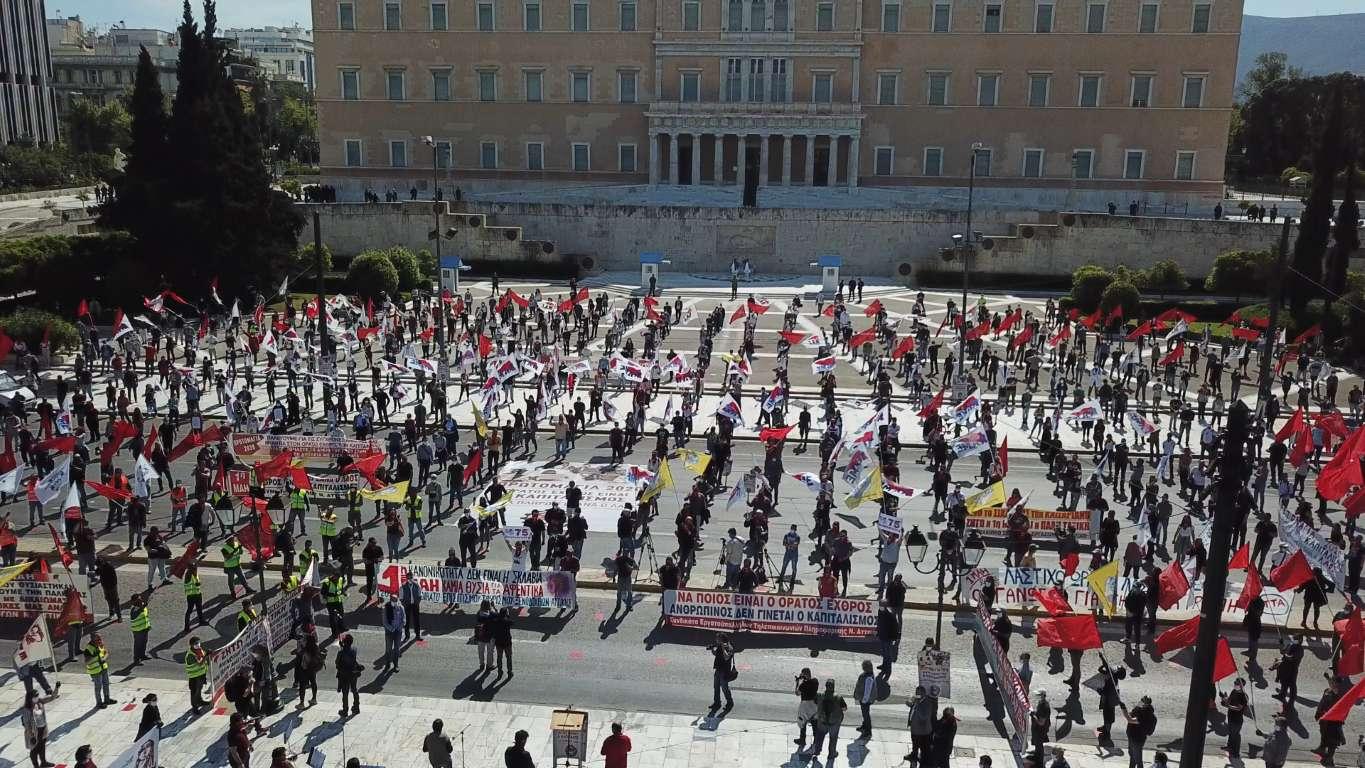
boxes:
[955,142,984,388]
[423,136,450,348]
[905,525,986,649]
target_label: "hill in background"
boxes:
[1238,14,1365,87]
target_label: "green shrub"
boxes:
[1100,280,1142,320]
[1204,249,1273,297]
[294,242,333,272]
[416,248,437,279]
[1070,265,1115,313]
[0,308,80,351]
[1280,166,1311,188]
[383,246,422,291]
[1144,259,1187,293]
[347,251,399,301]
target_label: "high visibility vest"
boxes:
[83,644,108,676]
[298,549,317,574]
[221,541,243,569]
[290,489,308,510]
[183,574,202,597]
[283,573,300,592]
[319,516,337,538]
[130,606,151,633]
[323,578,344,606]
[406,496,423,520]
[185,649,208,680]
[237,608,258,629]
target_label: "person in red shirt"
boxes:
[600,723,632,768]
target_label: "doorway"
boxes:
[813,145,830,186]
[743,143,760,206]
[678,141,694,185]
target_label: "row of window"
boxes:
[339,65,1205,108]
[335,0,1212,33]
[871,146,1198,180]
[344,137,636,172]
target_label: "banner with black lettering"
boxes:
[661,589,876,637]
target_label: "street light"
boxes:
[422,136,452,347]
[906,525,986,648]
[951,142,985,390]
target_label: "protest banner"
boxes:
[1185,579,1295,626]
[876,513,904,537]
[0,571,95,621]
[661,589,877,637]
[265,594,296,653]
[917,648,952,698]
[995,567,1138,613]
[502,526,533,542]
[967,507,1093,537]
[497,461,637,531]
[970,600,1029,755]
[231,432,381,462]
[228,467,363,502]
[208,616,270,702]
[377,563,577,609]
[1279,508,1348,586]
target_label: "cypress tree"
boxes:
[100,47,169,248]
[1289,78,1345,317]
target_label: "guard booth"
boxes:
[817,254,841,295]
[640,252,667,293]
[439,255,464,293]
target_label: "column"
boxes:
[847,135,859,189]
[826,135,838,186]
[759,133,770,186]
[713,133,725,185]
[691,133,703,186]
[668,133,679,185]
[804,134,816,186]
[781,134,793,186]
[648,131,659,185]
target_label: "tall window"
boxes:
[816,2,834,30]
[1072,150,1094,179]
[1028,74,1049,107]
[773,0,788,30]
[813,73,833,103]
[1079,75,1101,107]
[1124,150,1145,179]
[480,142,498,169]
[972,148,992,177]
[977,74,998,106]
[874,147,894,176]
[478,2,495,29]
[683,0,700,29]
[877,73,897,105]
[1175,151,1196,180]
[338,2,356,29]
[344,139,362,167]
[572,143,590,171]
[750,0,765,30]
[435,141,452,169]
[478,71,497,101]
[572,72,591,102]
[1191,2,1210,32]
[620,1,637,29]
[983,3,1002,32]
[923,147,943,176]
[724,59,742,101]
[882,1,899,31]
[431,2,449,29]
[384,1,401,29]
[389,140,407,167]
[1022,148,1044,177]
[525,2,541,30]
[1138,2,1158,32]
[619,144,637,172]
[572,1,590,29]
[1086,2,1105,32]
[931,3,950,31]
[748,59,766,101]
[927,72,948,105]
[1034,2,1053,32]
[524,70,543,102]
[771,59,788,101]
[618,71,637,102]
[386,70,405,100]
[1130,74,1152,107]
[683,71,702,101]
[728,0,743,29]
[1182,75,1205,108]
[432,70,452,100]
[527,143,544,170]
[341,69,360,100]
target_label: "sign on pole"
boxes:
[917,648,952,699]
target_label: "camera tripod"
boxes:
[638,522,661,577]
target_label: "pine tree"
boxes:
[1289,78,1345,317]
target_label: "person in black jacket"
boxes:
[876,604,900,678]
[335,633,361,717]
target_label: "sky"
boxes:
[46,0,1363,31]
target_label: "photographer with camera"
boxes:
[794,668,820,747]
[707,635,736,712]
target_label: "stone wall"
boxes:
[301,201,1282,281]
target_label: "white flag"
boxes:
[1164,319,1188,343]
[11,616,53,670]
[0,464,26,496]
[112,312,135,340]
[230,299,241,319]
[34,458,70,506]
[62,483,82,517]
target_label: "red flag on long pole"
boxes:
[1154,615,1201,655]
[1157,560,1191,609]
[1270,549,1314,591]
[1213,637,1238,682]
[47,523,73,569]
[1036,615,1102,650]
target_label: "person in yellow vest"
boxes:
[221,534,254,597]
[83,633,111,708]
[405,491,427,550]
[319,507,339,561]
[183,562,207,632]
[129,593,152,664]
[298,540,320,584]
[185,636,210,714]
[287,484,310,536]
[283,569,301,594]
[236,599,260,632]
[322,572,347,637]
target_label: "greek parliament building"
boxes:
[311,0,1240,206]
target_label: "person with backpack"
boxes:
[803,679,846,761]
[1122,695,1157,768]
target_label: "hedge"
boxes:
[0,308,80,351]
[347,251,399,301]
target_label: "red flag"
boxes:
[288,465,313,492]
[1274,407,1306,443]
[758,425,795,443]
[1340,608,1365,647]
[1036,615,1102,650]
[1154,615,1201,655]
[349,452,387,489]
[1213,637,1238,682]
[98,420,139,465]
[478,334,493,358]
[1067,308,1080,321]
[1009,325,1035,350]
[1319,676,1365,723]
[1231,327,1261,342]
[1046,325,1071,348]
[964,320,991,342]
[85,480,133,504]
[1159,343,1185,367]
[998,437,1009,477]
[1157,560,1191,609]
[1060,551,1080,577]
[1335,609,1364,676]
[52,588,90,638]
[1225,309,1242,325]
[890,335,916,359]
[779,330,808,346]
[848,326,878,349]
[1250,315,1270,329]
[1155,308,1196,324]
[1107,305,1124,323]
[1125,319,1155,341]
[998,308,1023,332]
[76,298,90,319]
[47,523,73,569]
[1293,323,1322,345]
[167,424,223,462]
[1234,567,1263,610]
[746,296,770,315]
[863,299,883,317]
[141,423,159,459]
[1269,549,1314,591]
[366,298,375,324]
[163,290,195,309]
[1316,410,1350,439]
[1079,309,1102,330]
[1035,585,1072,616]
[821,304,836,318]
[237,509,275,560]
[727,304,748,324]
[34,434,76,454]
[254,451,295,482]
[917,388,945,419]
[463,448,483,484]
[170,539,200,578]
[1227,543,1250,570]
[1288,421,1314,467]
[1317,426,1365,500]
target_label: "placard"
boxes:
[377,563,577,609]
[917,648,951,699]
[661,589,876,637]
[876,513,903,537]
[501,526,533,542]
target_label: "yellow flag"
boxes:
[472,404,489,440]
[680,449,711,476]
[474,491,515,519]
[640,458,674,502]
[965,481,1005,514]
[843,465,884,509]
[1086,558,1120,617]
[359,481,409,503]
[0,560,34,590]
